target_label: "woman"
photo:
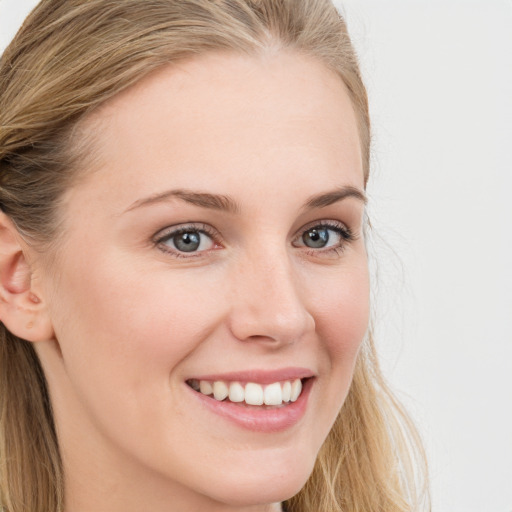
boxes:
[0,1,428,511]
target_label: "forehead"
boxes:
[73,51,364,208]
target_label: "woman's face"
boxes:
[37,51,369,511]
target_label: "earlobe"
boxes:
[0,212,54,343]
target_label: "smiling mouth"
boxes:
[186,378,308,407]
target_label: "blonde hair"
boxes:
[0,1,428,511]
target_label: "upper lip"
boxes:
[188,367,315,385]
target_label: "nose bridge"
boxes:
[228,244,313,345]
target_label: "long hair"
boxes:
[0,1,428,511]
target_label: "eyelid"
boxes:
[292,219,356,255]
[152,223,222,257]
[293,219,353,241]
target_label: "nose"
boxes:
[227,248,315,346]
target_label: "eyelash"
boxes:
[153,220,356,259]
[153,223,221,259]
[293,220,355,258]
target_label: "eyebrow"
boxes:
[125,185,366,214]
[303,186,367,209]
[125,189,241,214]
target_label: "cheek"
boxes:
[56,263,225,373]
[306,257,370,432]
[45,254,230,472]
[312,261,370,362]
[46,248,228,422]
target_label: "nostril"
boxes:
[244,334,276,342]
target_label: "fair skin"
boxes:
[0,51,368,512]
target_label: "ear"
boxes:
[0,211,54,342]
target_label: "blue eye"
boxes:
[155,225,217,255]
[302,227,331,248]
[172,231,202,252]
[294,222,353,253]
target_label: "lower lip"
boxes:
[187,379,313,433]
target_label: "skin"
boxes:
[24,51,369,512]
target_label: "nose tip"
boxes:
[227,258,315,346]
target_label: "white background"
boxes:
[1,1,511,511]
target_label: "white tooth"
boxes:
[264,382,283,406]
[213,381,229,401]
[244,382,264,405]
[229,382,245,403]
[199,380,213,395]
[282,381,292,402]
[189,379,200,391]
[290,379,302,402]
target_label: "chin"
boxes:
[199,454,316,507]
